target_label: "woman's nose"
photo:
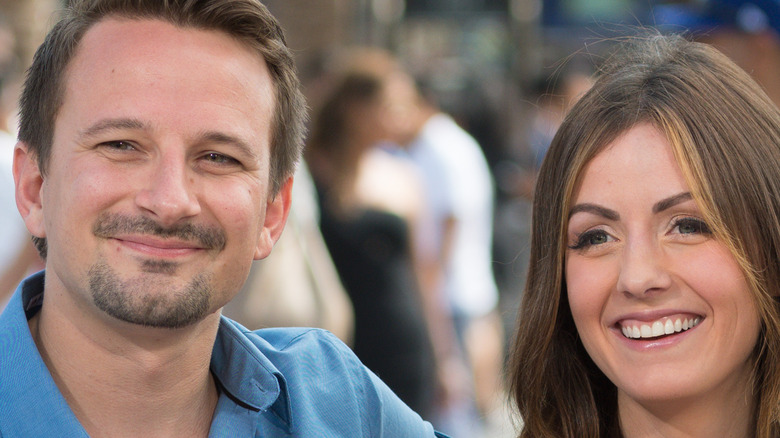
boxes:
[616,236,673,298]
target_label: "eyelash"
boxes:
[202,152,239,166]
[671,217,712,236]
[100,140,136,151]
[98,142,241,167]
[569,229,610,250]
[568,217,712,251]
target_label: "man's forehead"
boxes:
[65,17,273,99]
[55,17,276,152]
[74,17,267,67]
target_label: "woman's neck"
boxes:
[617,381,756,438]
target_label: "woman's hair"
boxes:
[303,67,384,208]
[508,33,780,437]
[304,48,401,212]
[307,73,383,163]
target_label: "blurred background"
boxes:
[2,0,779,436]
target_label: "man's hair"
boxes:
[19,0,307,259]
[509,32,780,437]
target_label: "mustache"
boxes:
[92,213,227,251]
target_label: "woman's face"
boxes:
[565,123,761,412]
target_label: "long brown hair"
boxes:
[508,33,780,437]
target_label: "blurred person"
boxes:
[305,53,456,420]
[527,62,594,172]
[368,50,506,436]
[492,61,595,376]
[405,89,504,438]
[2,0,448,436]
[0,20,39,307]
[510,33,780,437]
[222,162,354,344]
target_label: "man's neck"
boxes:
[29,295,221,438]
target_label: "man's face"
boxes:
[19,18,289,328]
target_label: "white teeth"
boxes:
[664,319,674,335]
[621,317,701,339]
[652,321,664,337]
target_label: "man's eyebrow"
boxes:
[196,130,259,161]
[568,203,620,221]
[79,118,148,139]
[652,192,693,213]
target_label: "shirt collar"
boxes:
[0,271,88,436]
[0,272,294,433]
[210,316,293,430]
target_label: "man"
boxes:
[1,1,446,436]
[374,56,505,435]
[403,86,504,437]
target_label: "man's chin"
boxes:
[88,261,213,329]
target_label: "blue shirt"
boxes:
[0,272,449,437]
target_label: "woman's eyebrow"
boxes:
[568,203,619,220]
[652,192,693,214]
[569,192,694,220]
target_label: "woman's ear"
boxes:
[13,142,46,239]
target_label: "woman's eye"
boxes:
[569,229,612,250]
[673,217,712,235]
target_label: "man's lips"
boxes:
[92,213,227,251]
[112,235,205,257]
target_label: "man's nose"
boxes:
[134,152,201,226]
[616,236,673,298]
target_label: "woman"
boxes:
[304,51,440,419]
[508,34,780,437]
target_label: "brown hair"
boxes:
[508,33,780,437]
[304,48,402,213]
[19,0,307,258]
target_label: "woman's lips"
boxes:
[615,314,703,340]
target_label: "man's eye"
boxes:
[203,152,239,165]
[101,140,135,151]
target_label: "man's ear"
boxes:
[13,142,46,239]
[254,176,293,260]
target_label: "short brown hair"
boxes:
[509,33,780,437]
[19,0,307,258]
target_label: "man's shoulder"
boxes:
[222,320,348,357]
[215,319,361,384]
[215,320,445,437]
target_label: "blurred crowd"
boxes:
[2,0,780,436]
